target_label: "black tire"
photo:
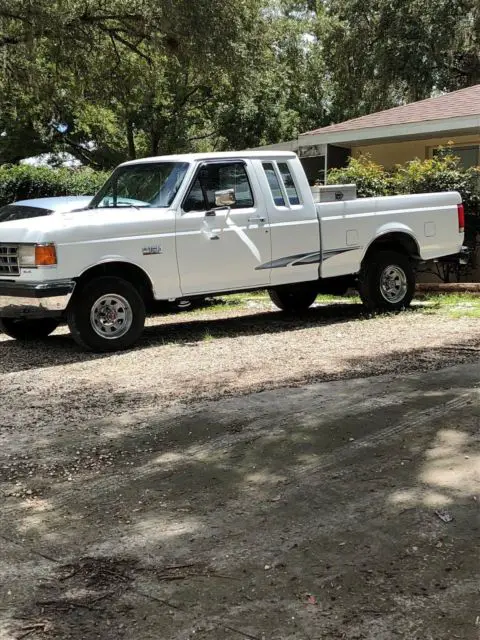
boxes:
[0,317,60,340]
[358,250,415,312]
[67,276,146,352]
[268,284,317,312]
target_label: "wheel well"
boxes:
[75,262,154,304]
[363,232,420,264]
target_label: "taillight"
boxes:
[457,203,465,233]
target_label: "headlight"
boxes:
[18,244,36,267]
[18,243,57,267]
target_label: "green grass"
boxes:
[316,293,361,304]
[415,292,480,318]
[171,289,480,320]
[180,291,271,316]
[448,308,480,319]
[417,292,480,305]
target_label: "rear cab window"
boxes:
[262,162,286,207]
[277,162,301,205]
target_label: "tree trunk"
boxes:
[126,119,136,160]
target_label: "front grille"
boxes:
[0,245,20,276]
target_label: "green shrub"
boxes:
[327,155,392,198]
[391,150,480,218]
[327,149,480,282]
[0,164,109,207]
[328,151,479,215]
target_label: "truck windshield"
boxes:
[90,162,189,209]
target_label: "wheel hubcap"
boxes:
[380,265,408,304]
[90,294,133,339]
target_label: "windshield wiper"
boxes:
[93,204,150,210]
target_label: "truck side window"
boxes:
[277,162,301,205]
[262,163,286,207]
[183,162,254,212]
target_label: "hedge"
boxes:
[0,164,109,207]
[328,151,480,281]
[328,151,480,218]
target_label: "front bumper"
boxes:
[0,279,76,317]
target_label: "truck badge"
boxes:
[142,246,163,255]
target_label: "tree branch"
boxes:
[97,25,152,63]
[63,136,102,168]
[0,35,23,47]
[188,131,218,141]
[79,13,144,24]
[0,11,33,24]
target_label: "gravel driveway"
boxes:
[1,299,480,436]
[0,298,479,639]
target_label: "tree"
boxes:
[214,0,328,149]
[0,0,267,166]
[318,0,480,121]
[0,0,478,165]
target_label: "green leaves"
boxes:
[328,152,480,219]
[0,165,108,206]
[0,0,478,167]
[319,0,479,120]
[0,0,268,166]
[328,156,392,198]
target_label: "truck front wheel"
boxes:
[359,250,415,311]
[0,317,59,340]
[67,276,146,352]
[268,284,317,312]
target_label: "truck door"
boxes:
[258,158,321,286]
[176,160,272,294]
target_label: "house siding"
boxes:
[352,134,480,168]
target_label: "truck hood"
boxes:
[0,209,88,244]
[0,204,54,224]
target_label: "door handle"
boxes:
[205,210,216,217]
[249,216,266,223]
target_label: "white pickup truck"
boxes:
[0,151,465,351]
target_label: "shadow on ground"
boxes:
[0,302,385,374]
[1,353,479,639]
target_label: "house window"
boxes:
[433,145,480,169]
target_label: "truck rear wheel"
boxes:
[359,250,415,311]
[67,276,146,352]
[0,317,59,340]
[268,284,317,312]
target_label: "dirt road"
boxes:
[0,304,479,639]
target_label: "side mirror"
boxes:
[215,189,236,208]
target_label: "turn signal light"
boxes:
[35,244,57,266]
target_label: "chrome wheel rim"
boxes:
[380,265,408,304]
[90,294,133,340]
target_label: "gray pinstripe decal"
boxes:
[255,246,361,271]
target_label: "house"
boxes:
[261,84,480,184]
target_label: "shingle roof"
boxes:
[301,84,480,137]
